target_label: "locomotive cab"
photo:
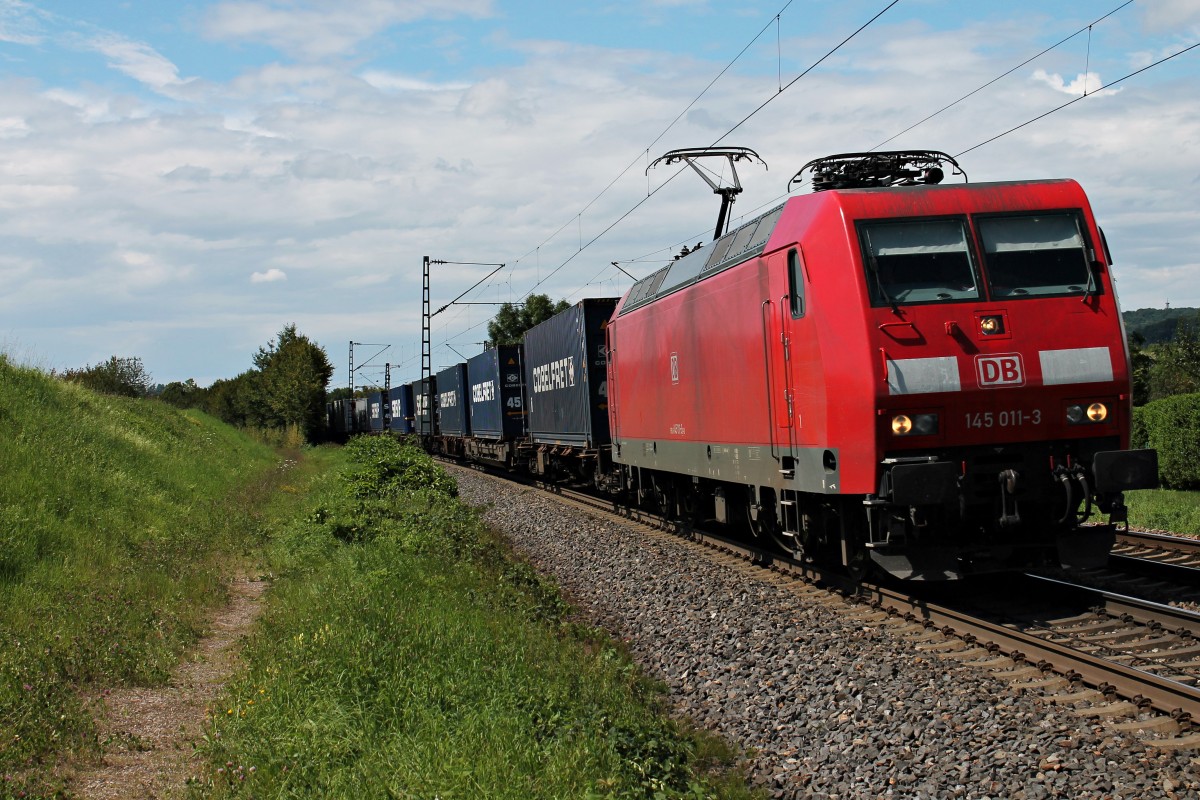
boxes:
[821,159,1160,578]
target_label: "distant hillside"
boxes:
[1123,307,1200,344]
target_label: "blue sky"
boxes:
[1,0,1198,389]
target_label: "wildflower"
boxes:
[22,684,32,692]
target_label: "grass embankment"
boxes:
[198,436,757,799]
[1126,489,1200,535]
[0,356,280,793]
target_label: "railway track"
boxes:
[1034,529,1200,611]
[1108,529,1200,583]
[458,465,1200,750]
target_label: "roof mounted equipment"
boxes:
[649,146,766,240]
[789,150,966,193]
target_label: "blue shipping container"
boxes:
[436,363,470,437]
[368,391,385,432]
[410,377,437,435]
[524,297,618,447]
[389,384,415,434]
[467,345,526,440]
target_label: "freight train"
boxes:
[329,151,1159,580]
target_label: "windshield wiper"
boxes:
[863,230,900,313]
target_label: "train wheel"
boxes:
[744,489,797,556]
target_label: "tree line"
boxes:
[1128,313,1200,406]
[62,324,333,443]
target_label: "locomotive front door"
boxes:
[765,247,804,463]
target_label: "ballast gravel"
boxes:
[453,470,1200,800]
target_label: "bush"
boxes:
[1131,404,1148,450]
[60,355,151,397]
[1137,392,1200,489]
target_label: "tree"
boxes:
[1128,332,1152,407]
[1148,315,1200,402]
[487,294,570,346]
[254,324,334,440]
[61,356,152,397]
[159,378,200,408]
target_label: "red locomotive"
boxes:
[606,151,1158,579]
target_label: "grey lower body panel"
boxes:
[613,437,840,494]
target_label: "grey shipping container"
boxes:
[327,399,348,436]
[352,397,370,433]
[389,383,415,434]
[410,377,437,435]
[368,391,385,432]
[524,297,618,447]
[436,364,470,437]
[467,345,526,440]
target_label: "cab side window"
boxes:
[788,248,805,318]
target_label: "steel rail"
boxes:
[857,579,1200,725]
[1116,529,1200,555]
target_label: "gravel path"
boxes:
[67,576,268,799]
[454,469,1200,800]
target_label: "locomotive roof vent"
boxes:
[789,150,966,193]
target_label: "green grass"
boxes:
[0,356,279,793]
[1125,488,1200,534]
[196,437,759,799]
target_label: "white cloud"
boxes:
[0,115,28,138]
[202,0,494,60]
[251,268,288,283]
[359,70,472,93]
[1031,69,1121,98]
[87,34,187,91]
[1140,0,1200,34]
[0,0,44,45]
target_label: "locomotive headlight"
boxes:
[1066,403,1108,424]
[891,413,938,436]
[979,316,1004,335]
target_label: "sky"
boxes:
[1,0,1198,390]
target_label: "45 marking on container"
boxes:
[975,353,1025,388]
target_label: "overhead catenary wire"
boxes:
[955,40,1200,158]
[429,0,897,355]
[497,0,799,281]
[613,0,1145,269]
[517,0,901,299]
[869,0,1134,152]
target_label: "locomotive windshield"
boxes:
[859,218,980,306]
[976,213,1094,298]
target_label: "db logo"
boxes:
[976,354,1025,388]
